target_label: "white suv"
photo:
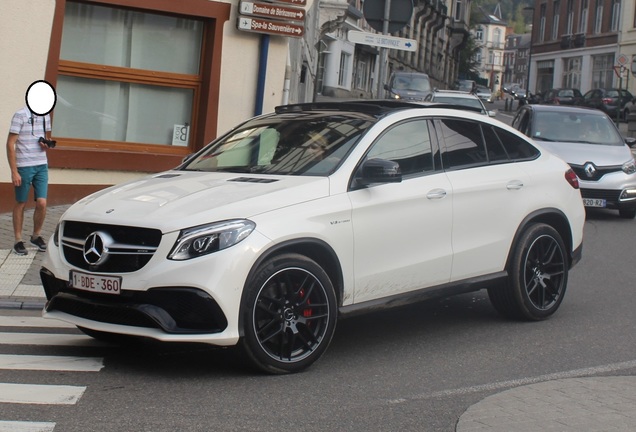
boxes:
[41,101,585,373]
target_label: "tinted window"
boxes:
[494,128,540,160]
[438,118,487,169]
[482,125,509,162]
[365,119,434,175]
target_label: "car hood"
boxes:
[535,141,633,166]
[64,171,330,233]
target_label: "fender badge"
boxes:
[106,209,115,214]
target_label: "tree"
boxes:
[457,34,481,81]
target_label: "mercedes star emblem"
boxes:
[83,231,113,265]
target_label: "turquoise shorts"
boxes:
[15,164,48,203]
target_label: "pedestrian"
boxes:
[6,105,54,255]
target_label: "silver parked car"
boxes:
[474,85,494,103]
[512,104,636,218]
[425,90,496,117]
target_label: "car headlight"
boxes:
[168,219,256,261]
[53,223,60,247]
[623,159,636,175]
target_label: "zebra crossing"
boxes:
[0,313,109,432]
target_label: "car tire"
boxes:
[619,208,636,219]
[240,253,337,374]
[488,223,568,321]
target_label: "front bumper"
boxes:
[580,186,636,210]
[40,229,272,346]
[41,269,227,334]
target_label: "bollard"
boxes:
[627,113,636,138]
[504,99,509,112]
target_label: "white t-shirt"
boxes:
[9,106,51,168]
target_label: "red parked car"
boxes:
[580,88,634,120]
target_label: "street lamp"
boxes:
[524,6,535,93]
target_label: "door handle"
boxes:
[426,189,447,199]
[506,180,524,190]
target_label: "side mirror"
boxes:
[488,110,497,117]
[356,158,402,187]
[625,137,636,148]
[384,84,390,91]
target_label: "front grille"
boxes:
[580,189,621,202]
[570,164,622,182]
[61,221,162,273]
[41,271,228,334]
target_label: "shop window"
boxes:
[56,3,201,148]
[46,0,230,172]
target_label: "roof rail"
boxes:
[275,100,486,115]
[275,100,423,115]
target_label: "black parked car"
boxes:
[579,88,633,120]
[542,88,583,105]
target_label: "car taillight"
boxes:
[565,169,579,189]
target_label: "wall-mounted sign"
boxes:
[239,1,305,21]
[348,30,418,52]
[237,16,304,38]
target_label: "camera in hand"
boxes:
[38,137,56,148]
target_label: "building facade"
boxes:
[528,0,622,94]
[471,5,507,92]
[1,0,471,212]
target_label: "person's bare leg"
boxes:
[13,201,26,242]
[32,197,47,238]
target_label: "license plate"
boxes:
[583,198,606,208]
[69,270,122,295]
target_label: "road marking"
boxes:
[0,332,109,347]
[0,383,85,405]
[386,359,636,404]
[0,354,104,372]
[0,421,55,432]
[0,316,75,328]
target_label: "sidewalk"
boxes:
[0,204,69,309]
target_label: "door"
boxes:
[349,119,453,303]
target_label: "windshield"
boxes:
[532,111,623,145]
[182,112,373,175]
[393,75,431,92]
[435,96,484,113]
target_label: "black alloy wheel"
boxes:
[241,253,337,374]
[488,223,568,321]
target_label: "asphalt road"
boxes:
[1,206,635,431]
[1,100,635,431]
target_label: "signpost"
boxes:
[347,30,417,52]
[236,0,306,38]
[361,0,414,98]
[236,0,308,116]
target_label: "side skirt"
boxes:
[338,271,508,318]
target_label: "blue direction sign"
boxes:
[347,30,417,52]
